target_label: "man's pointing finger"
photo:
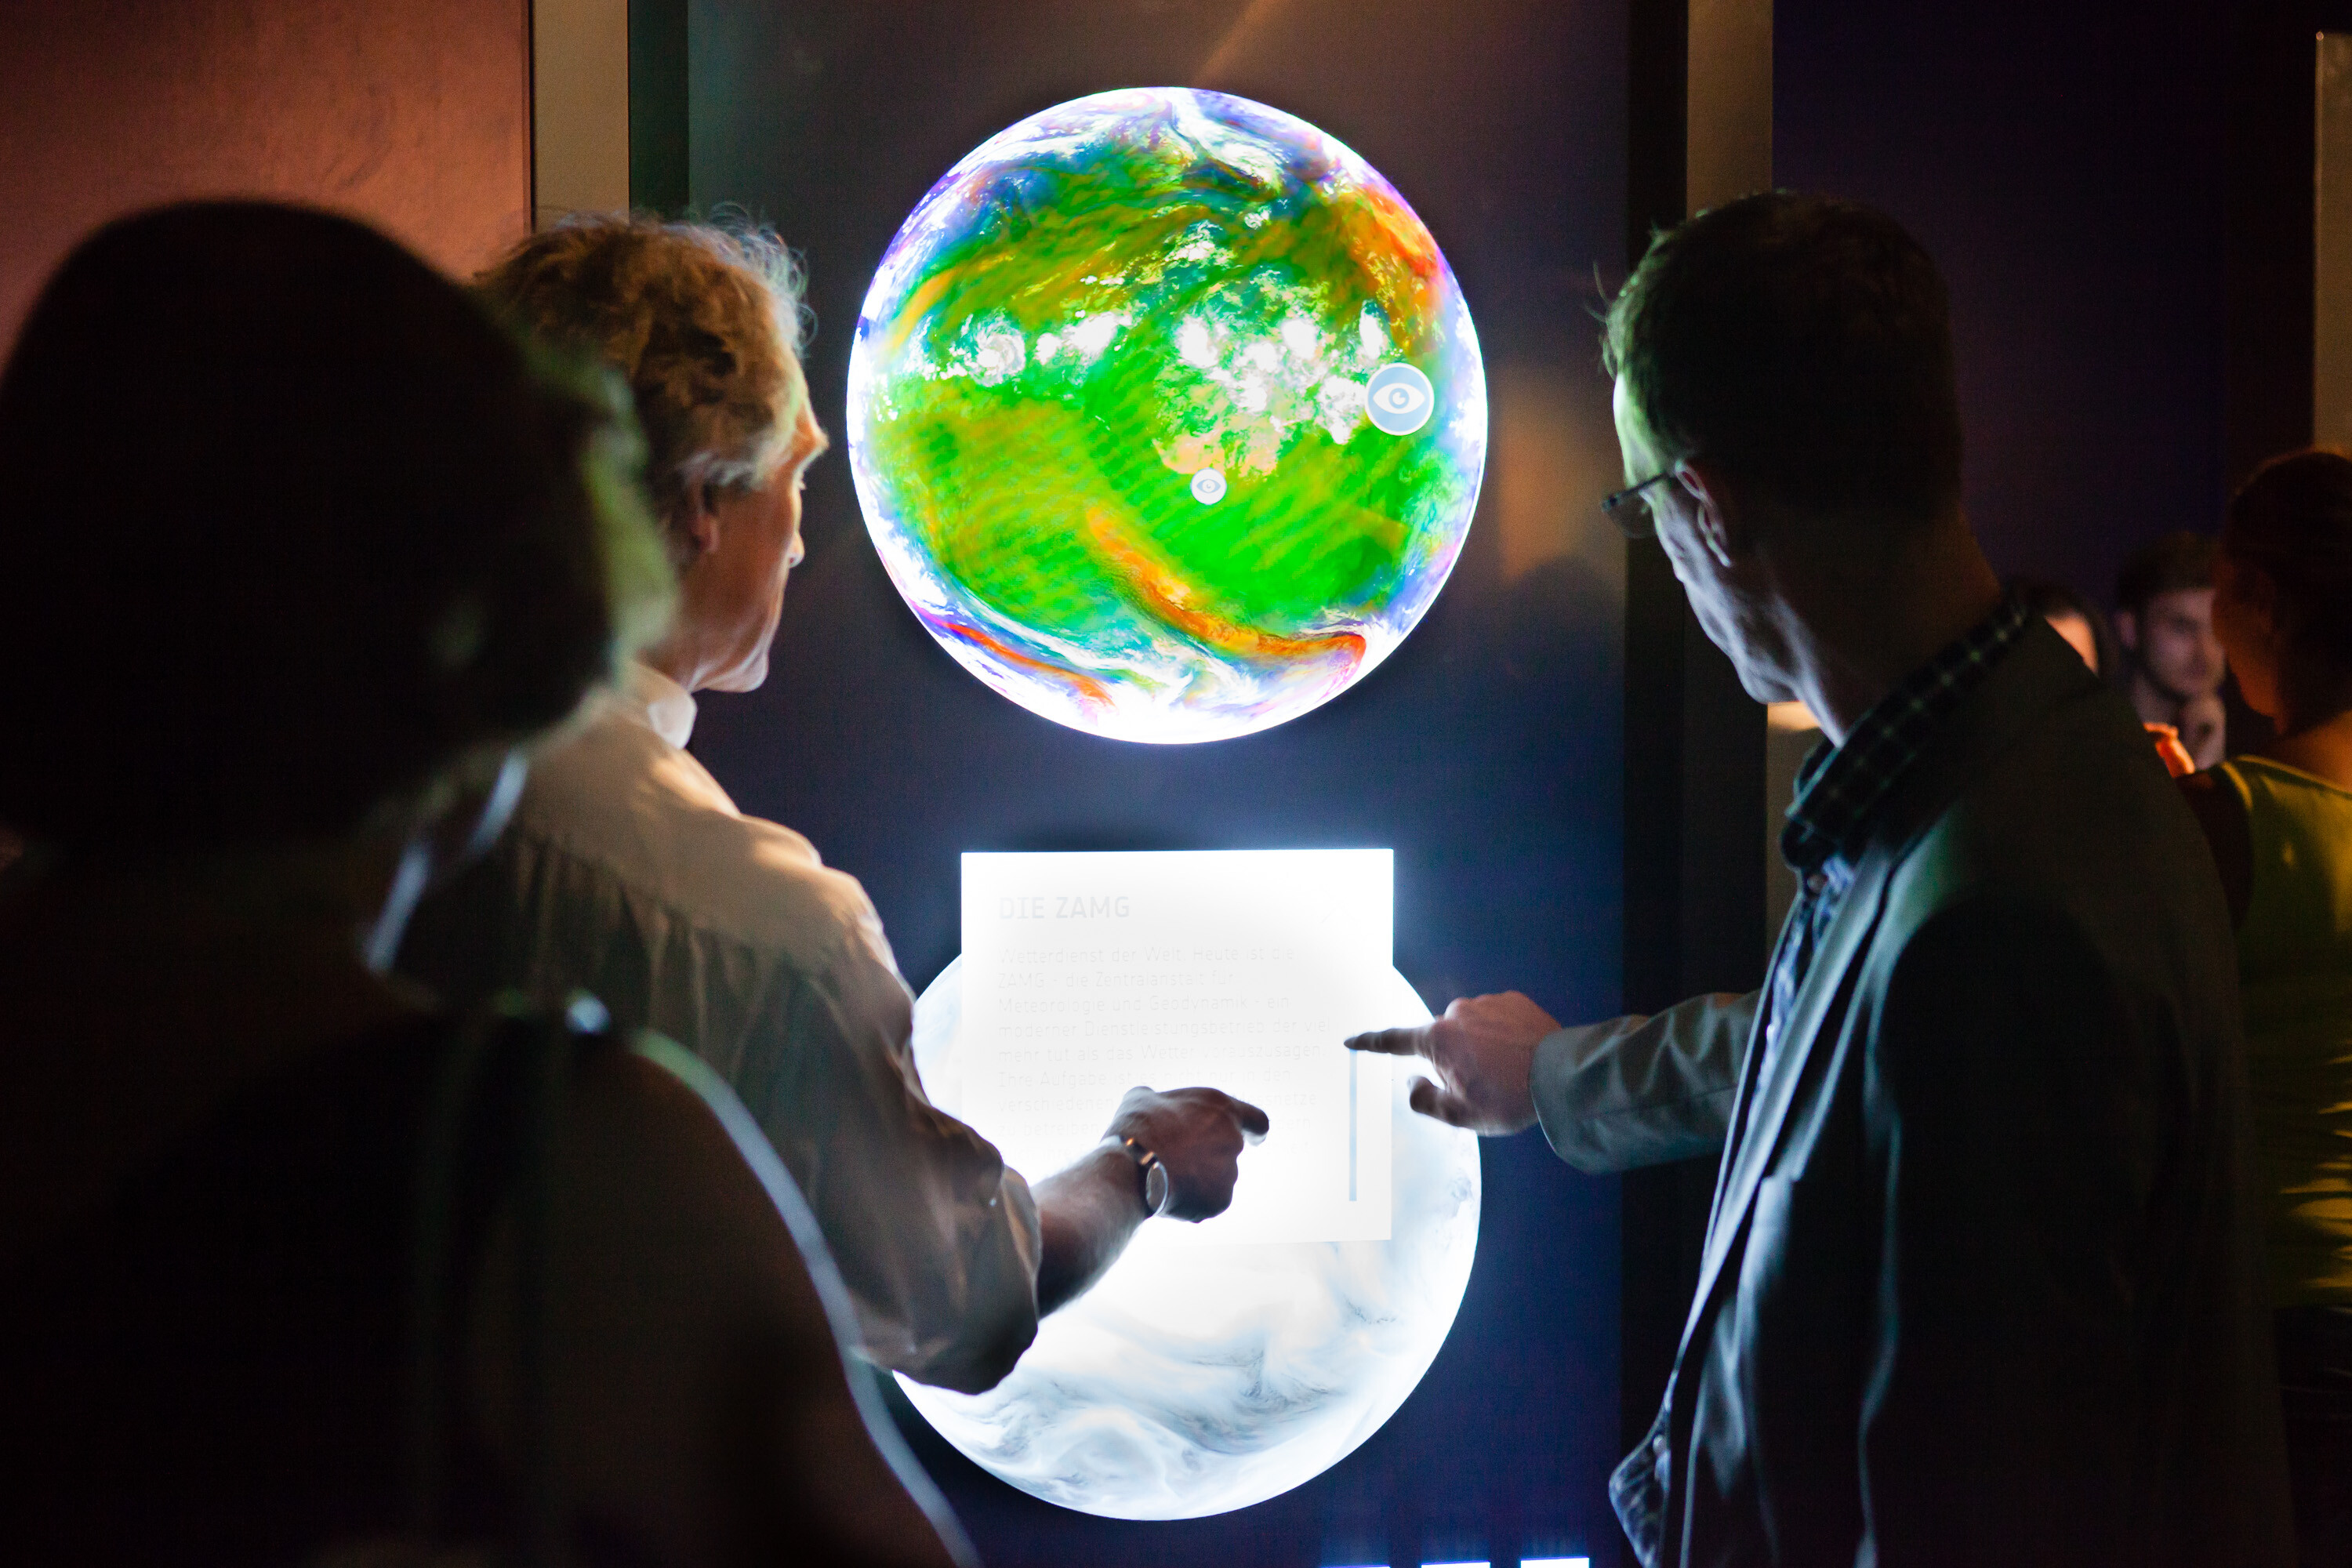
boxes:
[1229,1094,1272,1141]
[1345,1025,1432,1058]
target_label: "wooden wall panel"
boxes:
[1,0,531,348]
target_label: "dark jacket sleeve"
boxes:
[1529,991,1755,1173]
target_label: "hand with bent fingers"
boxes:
[1345,990,1562,1134]
[1103,1084,1271,1221]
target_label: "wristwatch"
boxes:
[1118,1134,1171,1217]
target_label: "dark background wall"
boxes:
[1773,0,2258,613]
[0,0,532,353]
[676,2,1632,1563]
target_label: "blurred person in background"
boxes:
[2011,573,2197,774]
[2180,448,2352,1566]
[2117,529,2230,769]
[398,215,1267,1397]
[2008,574,2112,676]
[0,202,971,1568]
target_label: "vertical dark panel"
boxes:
[628,0,689,212]
[1673,615,1767,999]
[1618,0,1693,1029]
[1615,0,1769,1464]
[2223,2,2352,485]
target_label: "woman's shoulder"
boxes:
[2227,749,2352,804]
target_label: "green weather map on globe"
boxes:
[848,87,1486,744]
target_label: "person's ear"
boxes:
[2228,558,2282,644]
[675,481,724,565]
[1674,459,1744,568]
[2114,608,2140,652]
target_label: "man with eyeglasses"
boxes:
[1352,193,2291,1566]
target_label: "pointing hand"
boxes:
[1346,990,1560,1135]
[1103,1085,1270,1221]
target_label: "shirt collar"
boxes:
[623,661,698,750]
[1781,593,2031,874]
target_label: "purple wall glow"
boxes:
[1775,0,2232,610]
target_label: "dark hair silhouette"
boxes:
[1606,191,1964,531]
[2006,575,2115,677]
[0,201,670,851]
[2225,448,2352,673]
[2114,530,2217,619]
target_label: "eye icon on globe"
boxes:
[847,88,1487,744]
[1364,363,1436,436]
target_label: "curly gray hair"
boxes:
[477,213,811,546]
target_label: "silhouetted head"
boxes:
[2006,575,2111,676]
[1604,191,1963,539]
[0,201,673,853]
[2216,448,2352,728]
[1601,194,1991,720]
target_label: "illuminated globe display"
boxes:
[847,88,1487,744]
[901,957,1480,1521]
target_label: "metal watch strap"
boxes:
[1119,1134,1171,1216]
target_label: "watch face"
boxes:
[1144,1158,1171,1216]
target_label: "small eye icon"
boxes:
[1364,363,1436,435]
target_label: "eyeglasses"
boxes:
[1600,468,1675,539]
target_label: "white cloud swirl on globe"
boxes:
[901,961,1480,1520]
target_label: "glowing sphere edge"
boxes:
[899,957,1480,1520]
[847,86,1488,744]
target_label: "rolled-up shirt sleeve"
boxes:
[730,898,1044,1396]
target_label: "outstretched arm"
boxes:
[1528,992,1753,1171]
[1345,990,1565,1134]
[740,943,1272,1392]
[1033,1084,1271,1316]
[1345,989,1753,1171]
